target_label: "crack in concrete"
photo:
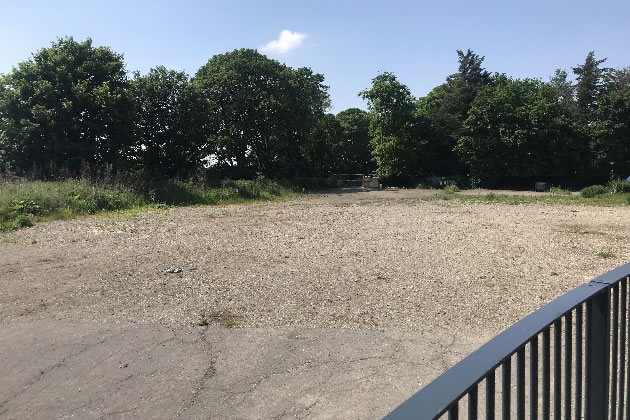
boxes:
[0,329,126,415]
[174,326,216,418]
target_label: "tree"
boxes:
[455,77,587,186]
[301,114,343,177]
[359,72,424,182]
[0,37,133,175]
[549,69,579,118]
[573,51,609,121]
[335,108,373,174]
[130,66,197,177]
[191,49,329,178]
[415,50,492,177]
[592,89,630,178]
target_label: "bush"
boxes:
[607,179,630,194]
[549,186,571,196]
[443,185,460,194]
[580,185,607,198]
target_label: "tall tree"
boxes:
[0,37,133,175]
[549,69,579,118]
[416,50,492,177]
[131,66,197,177]
[573,51,609,121]
[301,114,343,177]
[592,89,630,178]
[335,108,373,174]
[456,77,587,186]
[359,72,424,181]
[191,49,329,178]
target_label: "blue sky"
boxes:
[1,0,629,112]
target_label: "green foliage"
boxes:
[0,37,134,175]
[592,89,630,177]
[597,251,616,259]
[191,48,330,178]
[301,114,343,177]
[131,66,196,177]
[443,185,460,194]
[455,77,588,186]
[335,108,374,174]
[359,72,425,181]
[580,185,608,198]
[0,178,294,231]
[573,52,609,121]
[549,187,572,196]
[607,179,630,193]
[198,313,208,327]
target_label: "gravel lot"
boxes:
[1,188,628,336]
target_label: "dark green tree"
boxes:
[573,51,609,121]
[131,66,197,177]
[592,89,630,178]
[359,72,424,181]
[0,37,133,175]
[335,108,373,173]
[191,49,329,178]
[549,69,579,118]
[301,114,343,177]
[456,77,587,186]
[415,50,492,177]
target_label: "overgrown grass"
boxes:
[424,190,630,207]
[0,178,297,231]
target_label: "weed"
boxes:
[549,187,571,196]
[31,238,37,244]
[598,251,616,259]
[0,178,295,231]
[198,313,208,326]
[224,318,242,328]
[376,272,385,280]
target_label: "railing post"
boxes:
[587,290,610,419]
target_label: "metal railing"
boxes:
[385,262,630,419]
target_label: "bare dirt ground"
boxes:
[1,188,628,418]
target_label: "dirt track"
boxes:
[1,188,628,418]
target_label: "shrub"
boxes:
[549,186,571,196]
[607,179,630,194]
[443,185,460,194]
[580,185,607,198]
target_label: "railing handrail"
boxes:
[384,262,630,419]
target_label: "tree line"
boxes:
[0,37,629,187]
[361,50,630,187]
[0,37,372,181]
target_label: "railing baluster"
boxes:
[586,300,592,419]
[468,384,478,420]
[448,402,458,420]
[587,290,610,419]
[486,372,495,420]
[617,279,627,420]
[530,336,538,420]
[611,284,619,420]
[564,311,573,419]
[543,327,550,420]
[554,319,561,419]
[576,304,583,420]
[502,359,511,420]
[517,347,525,420]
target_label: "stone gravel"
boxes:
[1,189,628,337]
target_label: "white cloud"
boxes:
[259,30,306,55]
